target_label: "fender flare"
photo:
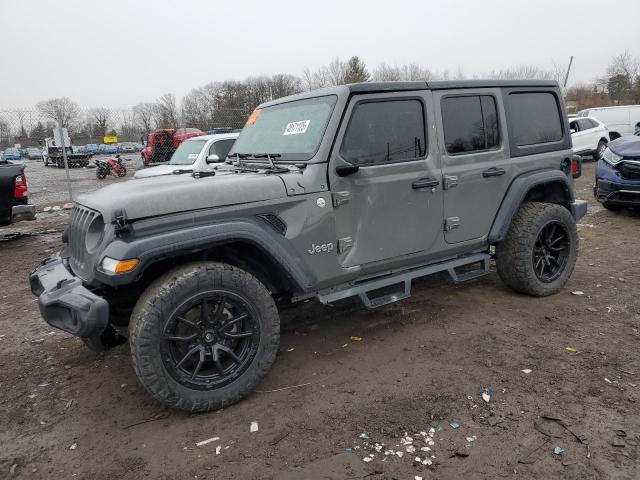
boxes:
[488,170,573,243]
[96,217,317,292]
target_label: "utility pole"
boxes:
[58,116,73,202]
[563,56,574,89]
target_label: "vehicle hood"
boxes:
[77,171,287,221]
[609,136,640,159]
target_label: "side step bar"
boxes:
[318,253,491,309]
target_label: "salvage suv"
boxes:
[30,80,586,412]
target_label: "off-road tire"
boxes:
[129,262,280,412]
[496,202,578,297]
[594,140,607,160]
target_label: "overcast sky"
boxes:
[1,0,639,109]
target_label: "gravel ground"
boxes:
[0,162,639,480]
[18,154,145,208]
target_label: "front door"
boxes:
[434,90,511,243]
[329,92,443,268]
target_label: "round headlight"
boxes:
[85,215,105,253]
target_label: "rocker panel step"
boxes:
[318,253,491,309]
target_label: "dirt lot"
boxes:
[1,162,639,480]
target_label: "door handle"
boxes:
[412,178,439,189]
[482,167,506,178]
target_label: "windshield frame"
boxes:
[230,94,338,163]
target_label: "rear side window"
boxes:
[508,92,563,146]
[577,119,594,131]
[441,95,500,154]
[340,99,426,166]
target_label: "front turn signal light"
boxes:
[101,257,140,274]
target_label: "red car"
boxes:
[141,128,205,166]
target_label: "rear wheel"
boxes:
[129,262,280,412]
[496,202,578,297]
[96,169,107,179]
[117,166,127,177]
[594,140,607,160]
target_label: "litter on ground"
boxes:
[196,436,220,447]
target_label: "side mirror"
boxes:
[206,154,220,163]
[336,163,359,177]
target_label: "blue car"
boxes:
[103,144,118,154]
[2,148,21,161]
[85,144,100,154]
[594,136,640,211]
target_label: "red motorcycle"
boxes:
[95,155,129,179]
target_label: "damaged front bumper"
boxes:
[29,253,109,340]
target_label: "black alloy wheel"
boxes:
[160,291,260,390]
[532,220,570,283]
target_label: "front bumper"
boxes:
[29,253,109,339]
[594,160,640,206]
[12,204,36,223]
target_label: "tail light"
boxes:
[571,156,582,179]
[14,173,28,199]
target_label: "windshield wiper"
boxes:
[172,169,194,175]
[192,171,216,179]
[250,154,289,174]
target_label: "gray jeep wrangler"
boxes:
[31,80,586,411]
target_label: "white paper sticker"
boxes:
[188,153,198,159]
[283,120,310,135]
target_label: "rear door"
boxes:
[577,118,597,152]
[434,89,510,243]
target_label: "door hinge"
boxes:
[332,191,350,208]
[443,175,459,190]
[113,209,130,235]
[444,217,460,231]
[338,237,353,253]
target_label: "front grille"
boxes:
[618,162,640,180]
[68,205,99,278]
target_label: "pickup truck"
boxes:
[0,161,36,226]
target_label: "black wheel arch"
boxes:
[489,170,575,243]
[96,217,317,298]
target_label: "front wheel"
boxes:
[128,262,280,412]
[496,202,578,297]
[117,166,127,177]
[96,169,107,179]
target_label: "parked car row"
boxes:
[75,142,143,155]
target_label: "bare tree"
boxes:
[36,97,80,128]
[88,107,111,137]
[373,63,434,82]
[154,93,179,127]
[133,102,156,132]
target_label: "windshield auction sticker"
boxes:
[283,120,310,135]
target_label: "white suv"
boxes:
[569,116,609,159]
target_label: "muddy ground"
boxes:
[0,162,639,480]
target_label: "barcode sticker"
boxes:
[283,120,310,135]
[188,154,198,159]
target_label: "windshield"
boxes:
[169,139,206,165]
[231,95,337,161]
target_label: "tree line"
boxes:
[2,52,639,147]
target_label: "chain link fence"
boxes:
[0,107,249,152]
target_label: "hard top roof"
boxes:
[259,80,559,108]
